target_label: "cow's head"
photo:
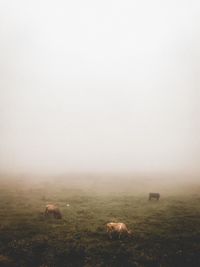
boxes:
[128,230,133,236]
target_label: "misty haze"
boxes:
[0,0,200,267]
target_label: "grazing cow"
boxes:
[44,204,62,219]
[106,222,131,239]
[149,192,160,201]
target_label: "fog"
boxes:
[0,0,200,176]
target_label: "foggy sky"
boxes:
[0,0,200,174]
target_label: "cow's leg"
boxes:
[119,232,121,239]
[107,230,112,239]
[107,229,111,239]
[44,208,48,217]
[54,211,59,219]
[109,232,112,239]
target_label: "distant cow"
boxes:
[44,204,62,219]
[149,193,160,201]
[106,222,132,239]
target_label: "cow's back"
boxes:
[149,193,160,200]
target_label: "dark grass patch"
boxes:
[0,184,200,267]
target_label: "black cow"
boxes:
[149,192,160,200]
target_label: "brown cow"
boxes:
[106,222,132,239]
[44,204,62,219]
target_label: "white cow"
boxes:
[106,222,132,239]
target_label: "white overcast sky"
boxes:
[0,0,200,174]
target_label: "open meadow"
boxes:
[0,175,200,267]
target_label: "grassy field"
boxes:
[0,176,200,267]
